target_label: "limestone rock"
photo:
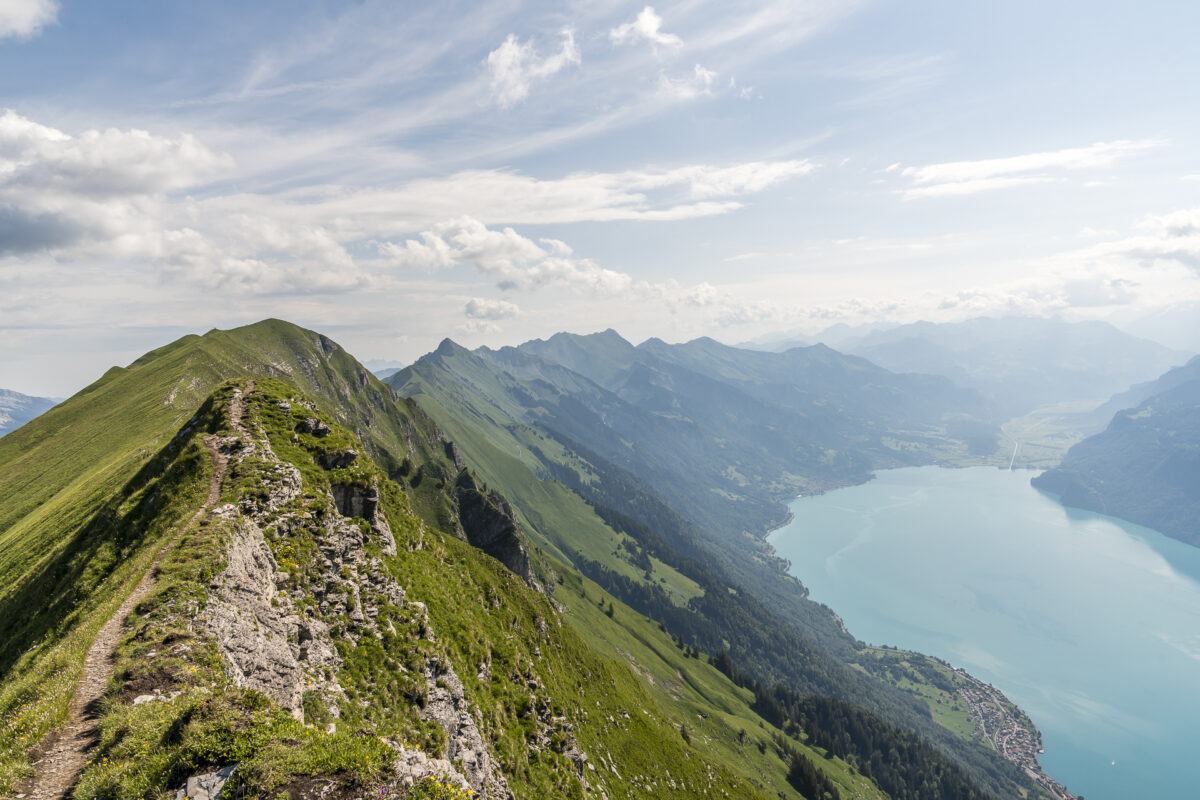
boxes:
[296,417,331,438]
[420,655,513,800]
[202,517,340,718]
[392,746,471,792]
[317,448,357,469]
[175,764,236,800]
[330,480,396,556]
[453,470,532,584]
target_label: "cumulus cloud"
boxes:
[0,111,371,295]
[0,109,230,256]
[378,217,810,333]
[1108,208,1200,271]
[465,296,520,320]
[0,0,56,39]
[0,112,820,301]
[901,139,1164,199]
[1141,208,1200,238]
[486,29,580,108]
[610,6,682,48]
[380,216,635,293]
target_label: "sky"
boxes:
[3,0,1200,396]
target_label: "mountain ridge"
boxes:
[0,320,906,800]
[392,329,1065,799]
[0,319,1069,799]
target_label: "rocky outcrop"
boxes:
[296,416,331,438]
[202,515,342,719]
[204,386,511,797]
[391,746,472,792]
[453,470,532,584]
[318,448,357,469]
[174,764,237,800]
[408,603,513,800]
[330,479,396,556]
[203,399,343,721]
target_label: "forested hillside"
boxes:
[1034,357,1200,546]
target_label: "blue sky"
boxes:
[3,0,1200,395]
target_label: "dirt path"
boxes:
[19,382,252,800]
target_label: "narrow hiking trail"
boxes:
[19,382,252,800]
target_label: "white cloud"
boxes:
[610,6,682,48]
[380,216,636,294]
[0,111,371,295]
[235,158,815,233]
[465,296,520,320]
[378,217,817,334]
[0,110,228,197]
[724,251,767,262]
[904,175,1054,199]
[901,139,1164,199]
[729,75,755,100]
[486,29,580,108]
[659,64,718,99]
[1140,208,1200,238]
[0,111,819,302]
[0,110,230,256]
[0,0,56,40]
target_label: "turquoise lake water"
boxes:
[767,466,1200,800]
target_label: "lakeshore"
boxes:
[769,465,1200,800]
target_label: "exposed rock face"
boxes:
[203,516,342,719]
[444,440,465,468]
[391,746,472,792]
[330,479,396,556]
[409,604,513,800]
[453,470,532,584]
[296,416,331,437]
[317,448,357,469]
[203,399,342,720]
[204,387,511,798]
[174,764,237,800]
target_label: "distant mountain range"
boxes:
[396,329,992,544]
[389,327,1057,798]
[0,388,58,437]
[746,317,1190,421]
[1034,356,1200,546]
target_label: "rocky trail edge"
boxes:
[17,383,251,800]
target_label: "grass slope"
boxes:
[0,330,875,798]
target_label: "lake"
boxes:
[768,466,1200,800]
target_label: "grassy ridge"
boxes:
[72,379,837,798]
[1,357,877,797]
[0,320,1039,799]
